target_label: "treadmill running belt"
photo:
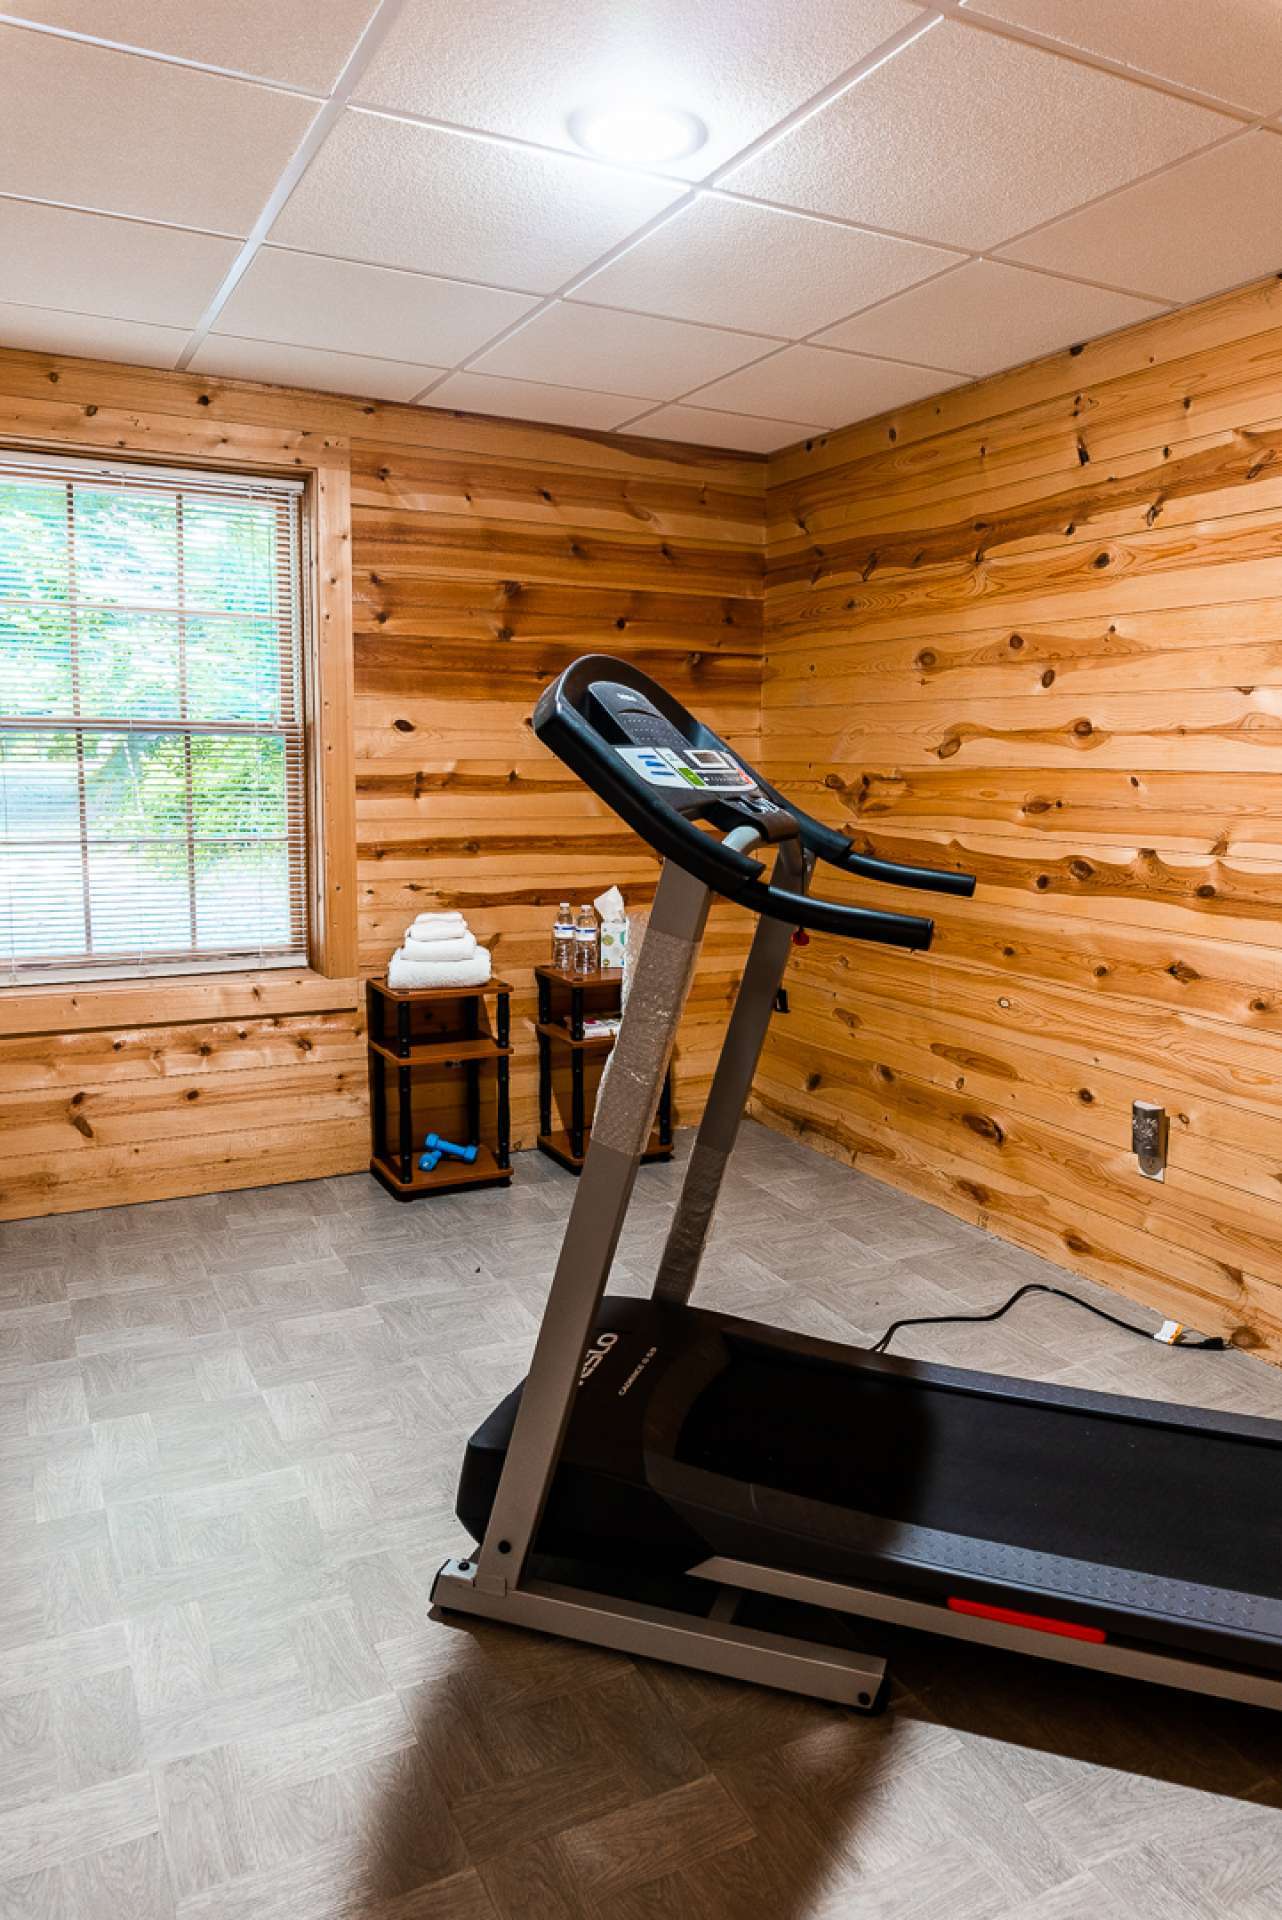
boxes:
[675,1336,1282,1599]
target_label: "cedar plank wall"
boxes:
[753,274,1282,1361]
[350,425,763,1139]
[0,348,763,1218]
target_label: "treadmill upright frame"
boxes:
[433,835,891,1709]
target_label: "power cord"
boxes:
[870,1281,1227,1356]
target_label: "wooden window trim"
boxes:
[0,424,357,1034]
[304,458,357,982]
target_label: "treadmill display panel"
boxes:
[615,744,757,792]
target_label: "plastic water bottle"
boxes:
[573,904,599,975]
[552,901,575,971]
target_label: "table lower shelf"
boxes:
[538,1128,673,1175]
[370,1144,512,1201]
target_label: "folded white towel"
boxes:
[402,931,476,963]
[409,912,466,936]
[407,922,472,945]
[388,948,492,990]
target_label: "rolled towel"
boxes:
[409,912,466,937]
[402,931,476,964]
[388,948,492,990]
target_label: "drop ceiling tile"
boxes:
[353,0,926,178]
[189,335,445,401]
[1000,132,1282,304]
[473,303,778,401]
[0,303,187,366]
[0,199,238,328]
[269,110,683,291]
[5,1,380,93]
[575,197,959,338]
[962,0,1282,115]
[0,25,318,232]
[815,259,1167,376]
[724,20,1233,251]
[424,372,650,430]
[626,405,821,453]
[687,344,959,427]
[216,248,537,366]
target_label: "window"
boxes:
[0,452,308,984]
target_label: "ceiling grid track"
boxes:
[0,0,1279,445]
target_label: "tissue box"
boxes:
[599,918,628,965]
[593,886,628,968]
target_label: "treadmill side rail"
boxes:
[433,1558,889,1712]
[691,1557,1282,1715]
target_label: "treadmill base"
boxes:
[432,1558,890,1712]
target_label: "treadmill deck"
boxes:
[459,1296,1282,1673]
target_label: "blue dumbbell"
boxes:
[418,1147,443,1172]
[422,1131,478,1164]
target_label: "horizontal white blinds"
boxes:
[0,453,308,984]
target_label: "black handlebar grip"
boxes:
[744,767,975,898]
[760,886,933,949]
[841,848,977,898]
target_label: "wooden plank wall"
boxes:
[0,349,763,1217]
[754,274,1282,1361]
[349,425,764,1144]
[0,974,369,1220]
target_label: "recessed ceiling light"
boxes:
[567,100,707,168]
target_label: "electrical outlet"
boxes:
[1132,1101,1168,1182]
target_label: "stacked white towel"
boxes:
[388,911,492,989]
[403,932,476,963]
[411,912,466,935]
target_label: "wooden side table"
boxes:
[535,964,673,1174]
[366,976,514,1199]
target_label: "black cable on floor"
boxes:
[870,1281,1227,1356]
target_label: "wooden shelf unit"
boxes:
[366,976,514,1200]
[368,1142,509,1200]
[535,965,673,1174]
[536,1127,672,1177]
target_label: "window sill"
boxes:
[0,968,360,1037]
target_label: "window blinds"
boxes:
[0,452,308,985]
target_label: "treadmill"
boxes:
[433,655,1282,1714]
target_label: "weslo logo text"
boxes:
[578,1331,618,1386]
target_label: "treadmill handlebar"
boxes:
[746,774,977,900]
[763,887,934,949]
[839,846,975,899]
[532,655,970,949]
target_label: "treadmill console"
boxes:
[585,680,783,829]
[532,654,973,947]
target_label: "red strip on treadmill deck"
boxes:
[947,1596,1108,1643]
